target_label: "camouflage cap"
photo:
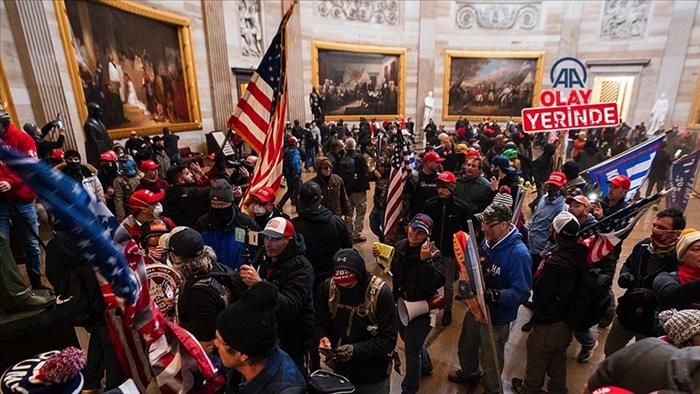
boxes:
[475,202,512,224]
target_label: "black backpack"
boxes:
[337,153,358,191]
[565,266,613,331]
[55,263,104,327]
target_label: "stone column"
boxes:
[415,0,437,150]
[5,1,78,149]
[284,0,305,124]
[202,0,234,131]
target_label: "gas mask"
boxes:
[252,204,267,217]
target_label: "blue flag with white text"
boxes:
[665,150,700,212]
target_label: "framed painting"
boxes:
[0,60,19,125]
[54,0,201,139]
[687,70,700,129]
[443,51,545,122]
[311,41,405,121]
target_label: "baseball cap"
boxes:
[476,203,512,224]
[51,150,65,162]
[260,217,295,239]
[298,182,323,211]
[159,226,204,258]
[607,175,631,190]
[544,171,567,187]
[139,160,160,172]
[409,213,433,233]
[252,186,276,204]
[436,171,456,184]
[139,218,172,248]
[129,190,165,212]
[99,151,117,162]
[423,151,445,163]
[491,155,515,172]
[288,137,297,146]
[566,195,591,209]
[552,211,579,237]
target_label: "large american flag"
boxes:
[228,4,295,199]
[578,192,663,264]
[0,144,224,393]
[384,130,413,236]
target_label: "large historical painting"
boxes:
[312,42,405,121]
[443,51,544,121]
[54,0,201,138]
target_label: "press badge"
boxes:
[235,227,246,243]
[248,230,259,246]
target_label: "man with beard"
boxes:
[136,160,169,194]
[454,154,492,222]
[194,179,259,270]
[162,164,211,227]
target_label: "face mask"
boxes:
[546,185,560,202]
[147,247,167,263]
[253,204,267,217]
[212,206,234,224]
[651,227,679,249]
[153,203,163,217]
[66,161,82,172]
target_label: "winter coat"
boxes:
[284,146,302,176]
[422,195,471,257]
[60,163,105,203]
[113,172,143,221]
[402,170,439,224]
[577,143,606,170]
[453,174,492,219]
[313,250,398,385]
[480,225,532,325]
[654,271,700,312]
[193,207,260,270]
[531,144,555,186]
[291,206,352,290]
[161,183,211,228]
[344,149,370,192]
[0,123,37,202]
[177,262,233,342]
[367,168,389,209]
[310,161,351,218]
[390,239,445,303]
[135,176,169,194]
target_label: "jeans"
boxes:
[522,321,573,394]
[458,311,511,394]
[305,147,316,170]
[278,174,301,208]
[0,201,42,285]
[575,329,596,349]
[84,323,123,390]
[345,191,367,238]
[603,316,649,357]
[369,207,385,242]
[398,313,432,394]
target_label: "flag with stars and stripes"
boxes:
[0,144,224,393]
[578,192,663,264]
[228,3,296,201]
[384,129,414,236]
[584,135,664,201]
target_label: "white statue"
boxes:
[423,91,435,129]
[648,93,669,134]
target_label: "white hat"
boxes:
[552,211,579,237]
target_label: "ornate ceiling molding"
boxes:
[455,2,540,30]
[318,0,399,25]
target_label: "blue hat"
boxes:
[410,213,433,233]
[491,155,515,173]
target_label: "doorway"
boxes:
[591,75,635,122]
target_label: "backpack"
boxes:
[565,266,613,331]
[55,264,104,327]
[180,263,236,307]
[337,154,358,191]
[328,275,385,337]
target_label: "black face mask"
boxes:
[211,206,234,225]
[244,164,255,173]
[66,161,82,173]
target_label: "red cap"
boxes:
[288,137,298,146]
[208,153,216,161]
[467,149,481,158]
[51,150,64,161]
[591,387,634,394]
[139,160,160,172]
[252,186,276,204]
[436,171,457,183]
[456,127,466,137]
[423,151,445,163]
[566,195,591,208]
[129,130,137,136]
[129,190,165,212]
[99,151,117,162]
[545,171,567,187]
[260,217,295,238]
[333,269,358,287]
[607,174,631,190]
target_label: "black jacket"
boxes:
[402,171,439,224]
[253,207,290,230]
[313,252,398,385]
[292,206,352,290]
[616,238,679,336]
[654,272,700,312]
[344,149,370,193]
[422,195,471,257]
[177,263,232,342]
[390,239,445,302]
[531,242,588,326]
[162,183,211,227]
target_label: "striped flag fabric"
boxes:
[384,129,414,236]
[228,4,295,199]
[578,192,663,264]
[0,144,224,393]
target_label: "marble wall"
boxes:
[1,0,700,156]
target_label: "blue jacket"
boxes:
[284,146,302,176]
[227,347,308,394]
[194,207,260,270]
[527,194,567,255]
[480,225,532,325]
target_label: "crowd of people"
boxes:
[1,104,699,394]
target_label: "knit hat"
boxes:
[552,211,579,237]
[493,186,513,207]
[1,347,85,394]
[659,308,700,346]
[455,144,469,155]
[159,226,204,258]
[210,179,235,202]
[216,281,279,355]
[677,228,700,260]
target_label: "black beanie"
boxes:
[216,281,279,356]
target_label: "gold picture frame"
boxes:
[0,61,19,125]
[443,50,545,122]
[687,68,700,129]
[311,41,406,121]
[54,0,201,139]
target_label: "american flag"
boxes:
[384,129,413,236]
[578,192,663,264]
[228,4,295,200]
[0,144,224,393]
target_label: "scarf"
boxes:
[677,264,700,284]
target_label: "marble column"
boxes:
[5,1,77,149]
[415,0,437,150]
[284,0,305,124]
[202,0,234,131]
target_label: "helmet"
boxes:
[99,150,118,162]
[503,148,519,160]
[87,102,102,118]
[140,218,171,249]
[504,141,518,151]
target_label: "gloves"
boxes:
[484,288,500,304]
[618,272,636,288]
[336,344,353,362]
[427,296,445,310]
